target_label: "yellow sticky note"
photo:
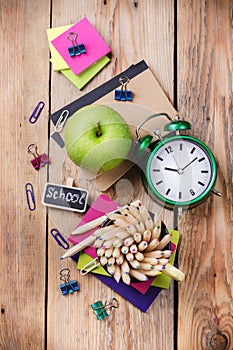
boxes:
[47,24,73,71]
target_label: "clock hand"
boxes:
[181,157,198,171]
[164,167,179,173]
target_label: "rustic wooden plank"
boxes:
[177,1,233,349]
[0,1,50,349]
[48,1,175,349]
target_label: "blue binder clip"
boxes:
[115,76,133,101]
[59,268,79,296]
[91,298,119,320]
[67,32,86,57]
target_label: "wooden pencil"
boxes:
[139,262,155,270]
[116,254,124,265]
[145,217,154,230]
[129,260,140,269]
[151,220,161,240]
[156,233,172,250]
[143,250,172,259]
[121,272,131,285]
[123,213,138,226]
[102,238,115,249]
[133,232,142,244]
[107,257,115,266]
[130,244,138,253]
[136,221,145,234]
[121,245,129,254]
[127,203,144,222]
[96,247,105,257]
[142,257,158,265]
[138,240,148,251]
[60,235,96,259]
[112,247,121,258]
[138,203,152,223]
[104,247,113,258]
[121,260,130,274]
[100,256,108,266]
[125,224,137,234]
[162,263,185,282]
[144,238,159,252]
[124,236,134,246]
[143,229,151,242]
[126,252,134,262]
[129,269,148,281]
[107,264,115,276]
[134,251,144,261]
[113,265,121,283]
[138,269,162,277]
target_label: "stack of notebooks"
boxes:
[47,17,111,90]
[69,194,179,313]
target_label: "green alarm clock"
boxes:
[136,113,221,210]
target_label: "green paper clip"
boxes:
[91,298,119,320]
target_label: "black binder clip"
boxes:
[115,76,133,101]
[67,32,86,57]
[91,298,119,320]
[59,268,79,296]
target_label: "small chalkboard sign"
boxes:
[42,182,88,213]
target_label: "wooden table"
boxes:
[1,1,232,349]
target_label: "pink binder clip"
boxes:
[27,143,49,170]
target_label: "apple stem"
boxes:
[96,121,102,137]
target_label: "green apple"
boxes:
[64,104,132,173]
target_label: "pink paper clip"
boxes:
[27,143,49,170]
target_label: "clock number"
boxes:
[190,189,195,196]
[164,146,173,154]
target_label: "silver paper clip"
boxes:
[29,101,45,124]
[54,110,69,133]
[25,183,36,211]
[80,258,100,275]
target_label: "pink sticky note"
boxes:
[51,17,111,75]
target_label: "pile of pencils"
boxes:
[62,200,185,284]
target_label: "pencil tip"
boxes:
[60,257,64,260]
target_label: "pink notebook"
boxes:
[51,17,111,75]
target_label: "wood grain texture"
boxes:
[48,1,175,350]
[0,1,50,349]
[177,1,233,349]
[1,0,232,349]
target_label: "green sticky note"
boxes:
[59,56,110,90]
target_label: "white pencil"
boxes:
[60,235,95,260]
[70,201,139,235]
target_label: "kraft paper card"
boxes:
[50,60,178,191]
[51,17,111,75]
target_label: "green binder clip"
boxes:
[91,298,119,320]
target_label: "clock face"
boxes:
[146,136,217,207]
